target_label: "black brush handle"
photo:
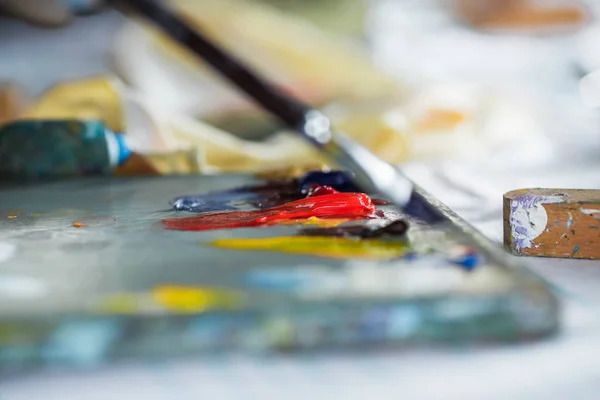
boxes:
[117,0,311,130]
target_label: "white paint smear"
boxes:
[511,203,547,249]
[0,275,47,299]
[580,208,600,215]
[0,242,16,264]
[510,196,562,251]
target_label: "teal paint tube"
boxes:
[0,120,131,181]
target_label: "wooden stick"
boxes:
[504,189,600,259]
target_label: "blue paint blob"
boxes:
[402,192,445,224]
[41,319,122,366]
[361,307,388,342]
[449,252,480,271]
[403,252,420,262]
[186,315,234,347]
[387,305,421,340]
[171,189,262,213]
[244,270,314,291]
[299,171,360,193]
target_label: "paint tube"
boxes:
[0,119,132,181]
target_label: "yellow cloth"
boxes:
[22,76,125,133]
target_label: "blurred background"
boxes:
[3,0,600,398]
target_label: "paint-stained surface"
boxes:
[504,189,600,259]
[0,175,558,369]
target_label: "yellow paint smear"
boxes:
[153,285,243,313]
[212,236,408,259]
[277,216,350,228]
[95,286,243,315]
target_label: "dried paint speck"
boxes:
[566,212,574,228]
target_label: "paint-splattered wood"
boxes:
[504,189,600,259]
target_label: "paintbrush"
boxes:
[114,0,442,223]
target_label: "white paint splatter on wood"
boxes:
[510,195,562,251]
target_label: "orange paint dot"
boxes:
[415,109,465,133]
[72,222,86,228]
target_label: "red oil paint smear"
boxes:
[163,193,375,231]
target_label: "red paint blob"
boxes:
[305,184,339,197]
[163,193,375,231]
